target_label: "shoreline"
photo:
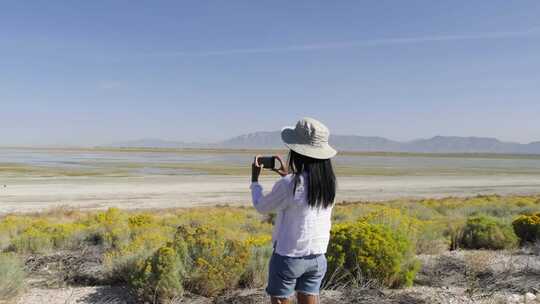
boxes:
[2,174,540,214]
[2,146,540,160]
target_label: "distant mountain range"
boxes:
[106,133,540,154]
[106,138,208,149]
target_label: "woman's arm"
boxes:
[250,178,289,213]
[251,156,289,214]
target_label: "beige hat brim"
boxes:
[281,127,337,159]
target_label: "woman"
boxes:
[250,117,337,304]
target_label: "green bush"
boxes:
[104,231,170,284]
[122,224,252,301]
[130,246,185,303]
[0,253,25,301]
[326,221,419,288]
[172,224,250,297]
[512,212,540,244]
[460,215,518,250]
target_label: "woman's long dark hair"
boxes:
[288,150,336,209]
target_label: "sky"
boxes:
[1,1,540,146]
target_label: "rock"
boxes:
[507,294,521,303]
[525,292,536,301]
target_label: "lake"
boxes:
[1,147,540,213]
[2,147,540,176]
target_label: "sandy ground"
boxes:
[1,174,540,214]
[15,247,540,304]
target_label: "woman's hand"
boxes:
[251,155,263,182]
[272,155,288,177]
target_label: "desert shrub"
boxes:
[9,226,53,253]
[131,246,185,303]
[120,223,253,301]
[0,216,31,238]
[445,218,466,251]
[128,213,155,228]
[360,207,422,251]
[361,207,420,235]
[0,253,25,301]
[48,223,88,249]
[416,221,448,255]
[4,217,92,253]
[3,217,90,253]
[104,230,171,283]
[460,215,518,250]
[359,207,447,254]
[172,224,250,296]
[326,221,419,288]
[418,195,540,220]
[398,202,442,221]
[239,235,273,288]
[0,234,8,252]
[512,212,540,244]
[86,208,130,249]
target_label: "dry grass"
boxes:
[0,253,25,302]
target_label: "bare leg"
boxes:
[297,292,318,304]
[271,296,292,304]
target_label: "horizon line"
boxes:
[1,133,538,148]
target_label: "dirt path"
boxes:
[16,286,133,304]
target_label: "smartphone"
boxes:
[257,156,276,169]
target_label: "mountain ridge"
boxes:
[106,132,540,154]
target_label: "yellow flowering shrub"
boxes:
[512,212,540,244]
[48,222,88,249]
[0,216,31,250]
[0,216,32,237]
[361,207,421,236]
[165,208,272,240]
[130,246,185,302]
[86,208,130,249]
[104,229,171,283]
[128,213,155,229]
[172,224,250,296]
[9,226,53,253]
[326,221,420,288]
[358,207,448,254]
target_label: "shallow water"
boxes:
[2,148,540,176]
[1,148,540,213]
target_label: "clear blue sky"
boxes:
[1,1,539,146]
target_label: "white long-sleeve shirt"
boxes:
[250,174,333,257]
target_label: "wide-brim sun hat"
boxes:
[281,117,337,159]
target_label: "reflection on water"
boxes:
[1,148,540,176]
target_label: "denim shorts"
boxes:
[266,253,327,298]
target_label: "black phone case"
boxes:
[258,157,275,169]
